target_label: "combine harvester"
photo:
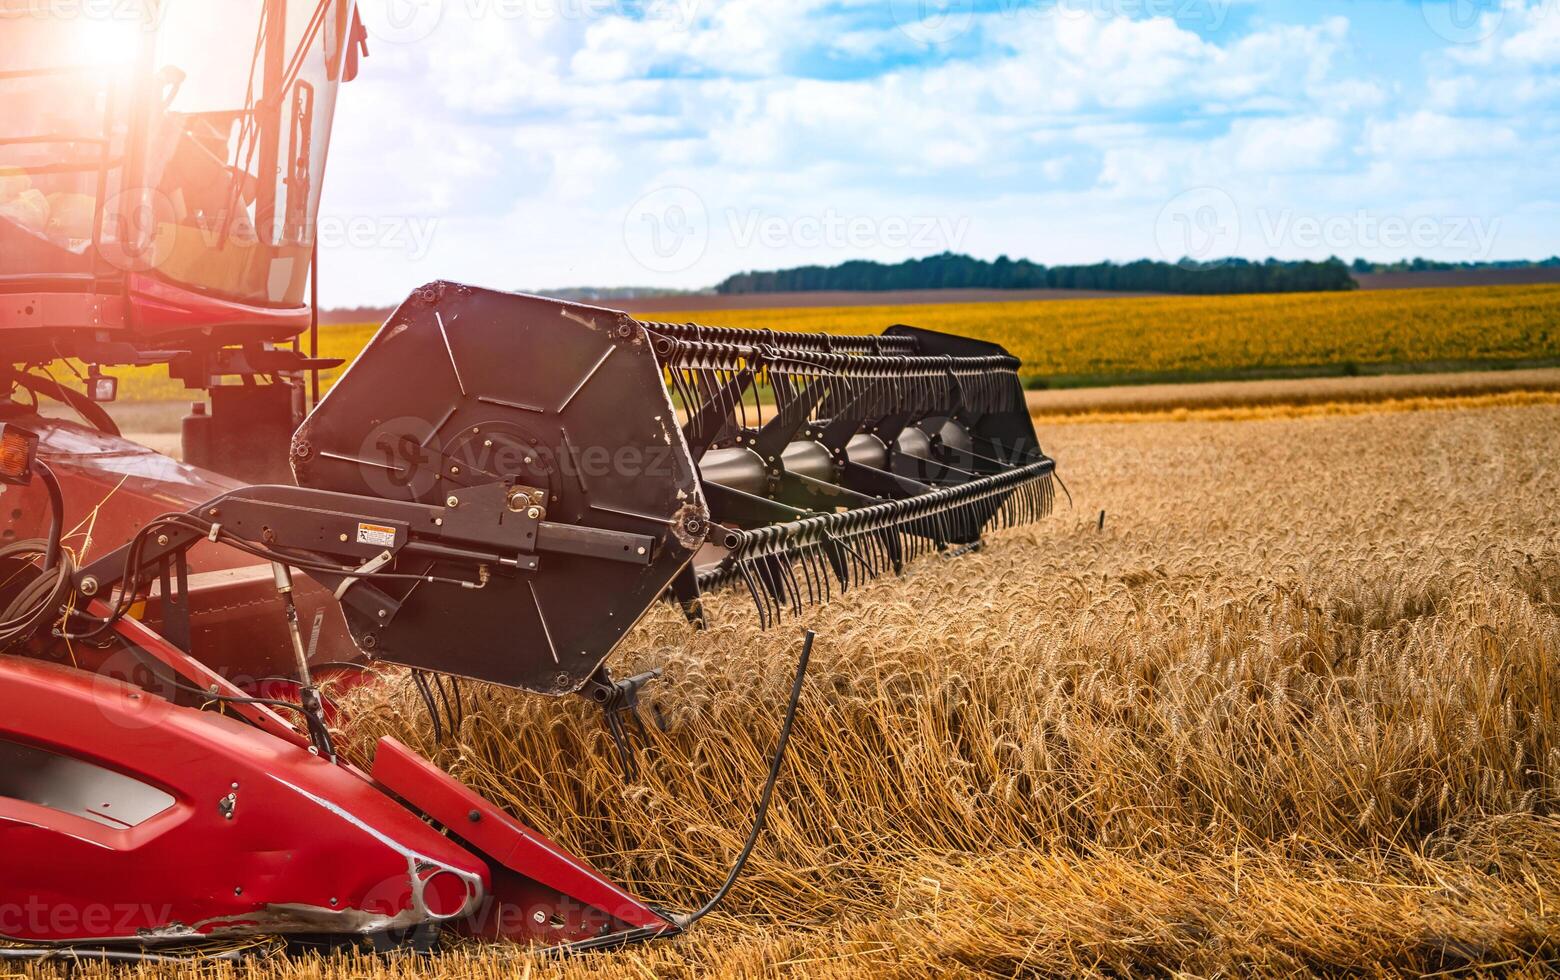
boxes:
[0,0,1057,959]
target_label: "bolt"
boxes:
[207,507,220,518]
[450,465,461,475]
[330,897,339,906]
[468,810,482,823]
[636,546,647,556]
[80,577,98,597]
[339,533,349,543]
[235,887,243,896]
[156,534,170,547]
[446,495,460,508]
[526,507,542,520]
[533,910,548,925]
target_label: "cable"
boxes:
[10,372,120,436]
[63,510,482,641]
[675,629,813,930]
[33,460,63,571]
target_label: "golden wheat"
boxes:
[17,402,1560,978]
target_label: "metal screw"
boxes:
[339,533,349,543]
[447,495,460,508]
[450,465,461,475]
[156,534,170,547]
[533,910,547,925]
[526,507,542,520]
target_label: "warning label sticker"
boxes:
[356,522,397,548]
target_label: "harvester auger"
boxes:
[0,0,1058,961]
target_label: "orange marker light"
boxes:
[0,424,39,486]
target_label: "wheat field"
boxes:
[16,399,1559,978]
[81,284,1560,402]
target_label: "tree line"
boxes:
[715,253,1359,295]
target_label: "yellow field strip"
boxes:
[1033,388,1560,425]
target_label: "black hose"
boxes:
[33,460,63,571]
[11,373,120,437]
[676,629,813,929]
[0,539,74,652]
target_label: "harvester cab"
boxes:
[1,0,363,480]
[0,0,1061,962]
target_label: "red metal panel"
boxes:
[126,274,309,342]
[372,737,677,942]
[0,656,491,944]
[0,291,126,333]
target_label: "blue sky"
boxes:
[319,0,1560,306]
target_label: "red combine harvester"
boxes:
[1,0,1057,960]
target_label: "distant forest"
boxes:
[715,253,1359,296]
[1350,256,1560,274]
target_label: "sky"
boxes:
[317,0,1560,307]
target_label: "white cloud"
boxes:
[309,1,1554,306]
[1364,111,1520,161]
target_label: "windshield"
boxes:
[0,0,352,307]
[0,6,139,277]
